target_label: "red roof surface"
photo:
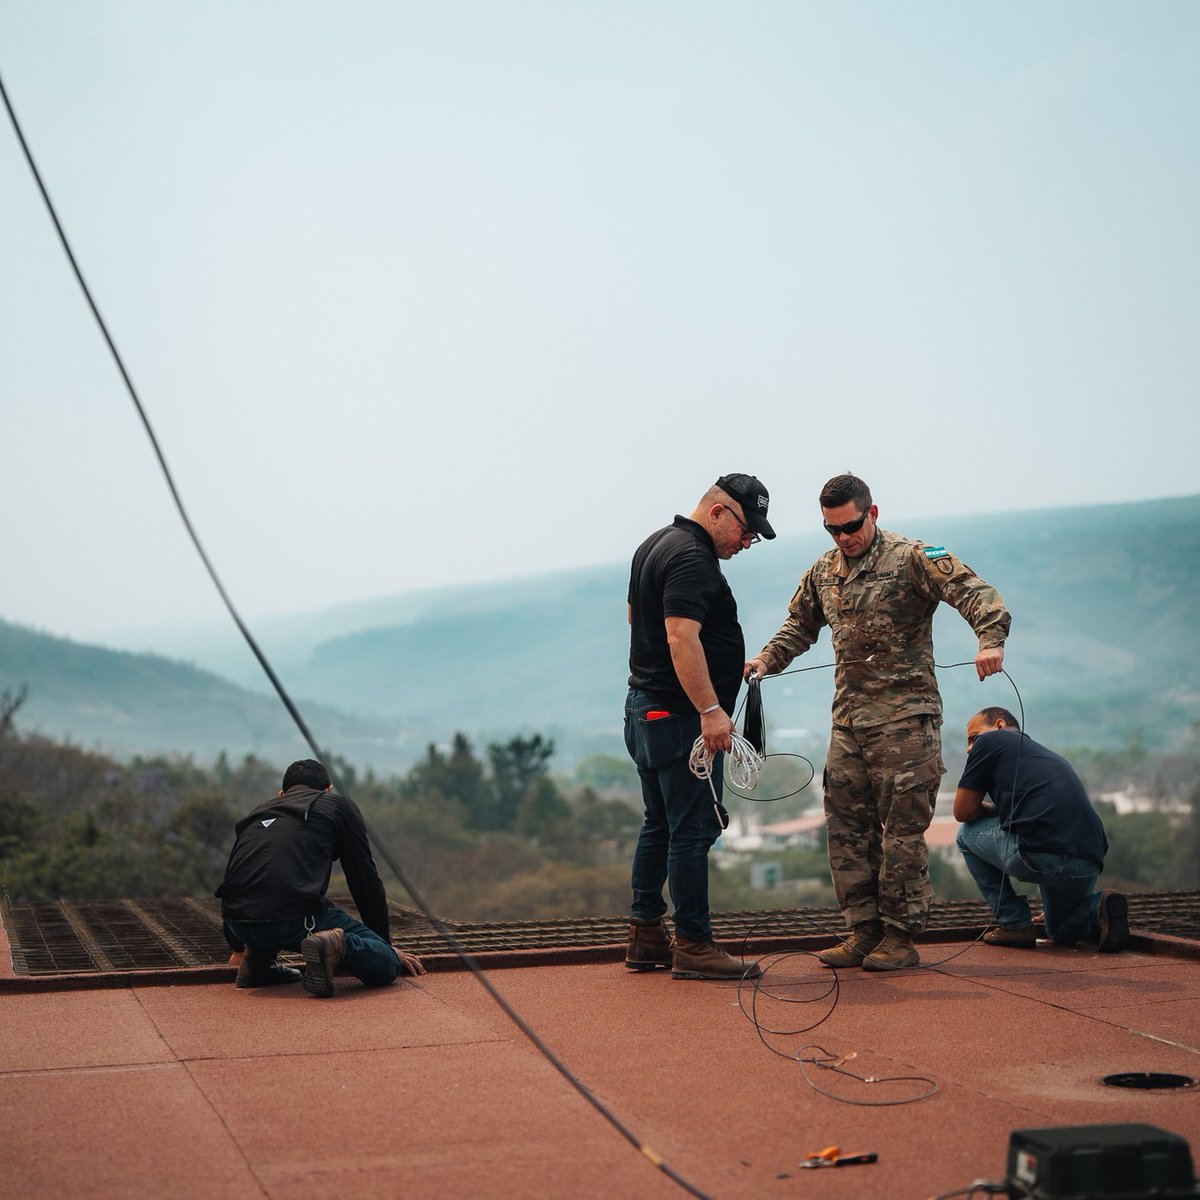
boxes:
[3,916,1199,1198]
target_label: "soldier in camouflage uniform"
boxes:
[745,474,1010,970]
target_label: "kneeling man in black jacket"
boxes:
[217,758,424,996]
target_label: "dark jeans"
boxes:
[956,817,1102,945]
[625,688,723,943]
[226,900,400,986]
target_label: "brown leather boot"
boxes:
[301,928,345,997]
[236,948,302,989]
[983,924,1037,947]
[672,938,761,981]
[624,917,675,971]
[815,920,884,968]
[861,927,919,971]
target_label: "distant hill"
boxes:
[5,495,1198,772]
[0,620,408,768]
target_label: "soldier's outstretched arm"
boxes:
[914,545,1011,674]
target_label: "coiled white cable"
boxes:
[689,731,764,827]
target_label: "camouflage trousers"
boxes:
[823,714,945,933]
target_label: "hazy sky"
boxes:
[3,3,1198,642]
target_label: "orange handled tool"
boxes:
[800,1146,878,1169]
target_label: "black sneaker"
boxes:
[1098,891,1130,953]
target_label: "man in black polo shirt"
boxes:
[954,707,1129,952]
[624,474,774,980]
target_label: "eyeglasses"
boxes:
[823,510,872,538]
[723,505,760,545]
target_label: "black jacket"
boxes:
[216,786,390,942]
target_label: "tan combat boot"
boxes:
[815,920,884,968]
[861,927,919,971]
[624,916,675,971]
[672,938,762,981]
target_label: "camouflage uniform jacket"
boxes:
[757,527,1011,729]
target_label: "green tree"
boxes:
[1098,805,1175,889]
[485,734,555,831]
[574,754,638,795]
[403,733,489,826]
[515,775,572,843]
[1169,781,1200,888]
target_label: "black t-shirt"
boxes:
[958,730,1108,867]
[627,516,745,714]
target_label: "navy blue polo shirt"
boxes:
[959,730,1108,867]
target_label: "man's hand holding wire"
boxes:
[975,646,1004,681]
[701,706,734,753]
[744,657,768,683]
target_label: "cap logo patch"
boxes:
[757,496,768,509]
[260,818,276,828]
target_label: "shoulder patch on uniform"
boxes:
[922,546,949,560]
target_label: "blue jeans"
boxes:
[625,689,724,943]
[956,818,1102,945]
[226,900,400,986]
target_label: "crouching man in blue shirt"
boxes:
[953,707,1130,952]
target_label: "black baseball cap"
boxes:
[716,474,776,540]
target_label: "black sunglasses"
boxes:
[823,510,871,537]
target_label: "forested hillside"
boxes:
[3,495,1197,773]
[2,694,1196,912]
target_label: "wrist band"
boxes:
[700,703,721,715]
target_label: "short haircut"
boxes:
[282,758,331,791]
[819,473,872,511]
[977,706,1020,731]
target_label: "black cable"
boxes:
[741,672,765,754]
[796,1043,939,1106]
[723,661,1038,1098]
[724,751,815,803]
[0,67,709,1200]
[741,661,1033,964]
